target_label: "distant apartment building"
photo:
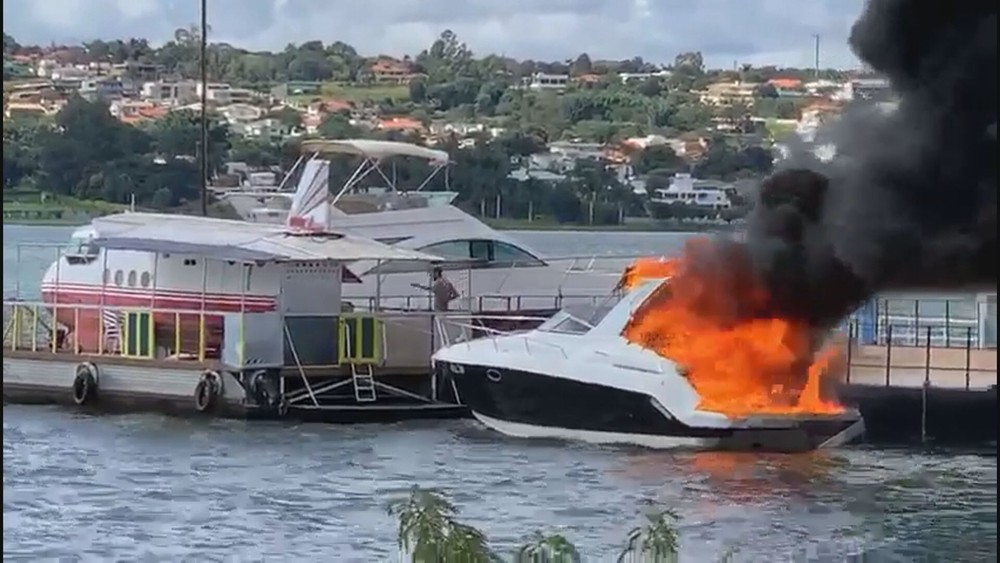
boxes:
[141,80,198,105]
[195,82,256,105]
[49,66,94,88]
[112,61,160,81]
[79,76,132,101]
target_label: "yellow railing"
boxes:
[2,301,217,362]
[338,313,383,365]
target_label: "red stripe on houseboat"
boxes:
[40,285,277,313]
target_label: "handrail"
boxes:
[842,321,995,391]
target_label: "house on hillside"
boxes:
[376,116,425,135]
[219,103,265,124]
[697,81,758,106]
[368,57,421,84]
[270,81,323,100]
[113,100,169,125]
[141,80,199,105]
[526,72,570,90]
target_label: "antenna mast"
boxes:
[813,34,821,78]
[199,0,209,216]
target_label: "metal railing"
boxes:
[2,300,392,369]
[349,292,615,313]
[844,295,996,349]
[841,322,997,391]
[432,314,567,359]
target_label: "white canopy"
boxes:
[299,139,449,163]
[90,212,443,264]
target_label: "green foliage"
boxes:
[618,506,681,562]
[516,533,582,563]
[388,487,691,563]
[387,486,500,563]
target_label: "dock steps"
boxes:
[351,363,377,402]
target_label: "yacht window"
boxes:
[65,236,99,264]
[114,270,124,286]
[537,312,594,335]
[421,240,472,261]
[470,240,491,262]
[127,270,137,287]
[375,236,413,245]
[140,271,151,288]
[492,241,545,267]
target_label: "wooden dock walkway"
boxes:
[845,344,996,390]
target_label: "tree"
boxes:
[387,487,703,562]
[387,487,497,562]
[569,53,593,76]
[632,145,686,175]
[4,32,21,54]
[317,113,360,139]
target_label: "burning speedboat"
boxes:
[433,275,864,453]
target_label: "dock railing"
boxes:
[2,300,395,369]
[350,293,614,314]
[842,321,997,391]
[1,298,556,373]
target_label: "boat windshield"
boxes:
[536,304,615,335]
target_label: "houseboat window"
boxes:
[140,271,151,288]
[114,270,124,286]
[127,270,137,287]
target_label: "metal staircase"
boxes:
[351,363,377,402]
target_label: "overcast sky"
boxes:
[3,0,867,69]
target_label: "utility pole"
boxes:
[199,0,209,216]
[813,34,821,79]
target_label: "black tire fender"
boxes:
[194,370,222,413]
[72,362,100,406]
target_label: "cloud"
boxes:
[2,0,865,68]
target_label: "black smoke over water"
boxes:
[733,0,997,329]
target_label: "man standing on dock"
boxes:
[413,267,460,311]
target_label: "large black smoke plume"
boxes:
[739,0,997,328]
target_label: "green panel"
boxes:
[360,317,376,361]
[137,312,151,357]
[125,312,139,356]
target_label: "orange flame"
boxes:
[616,256,679,291]
[621,239,844,418]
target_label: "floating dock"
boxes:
[839,317,997,446]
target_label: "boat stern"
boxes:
[714,410,865,452]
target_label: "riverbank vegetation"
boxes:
[387,486,722,562]
[2,29,827,226]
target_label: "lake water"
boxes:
[3,224,997,561]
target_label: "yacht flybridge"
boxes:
[220,139,637,313]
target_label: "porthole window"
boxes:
[113,270,124,286]
[140,271,151,288]
[103,269,111,285]
[127,270,137,287]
